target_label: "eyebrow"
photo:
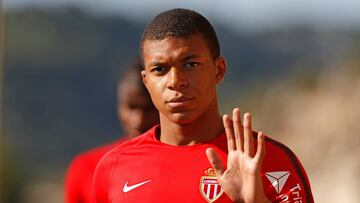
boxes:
[149,61,165,67]
[148,54,202,67]
[182,54,201,61]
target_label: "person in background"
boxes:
[64,59,159,203]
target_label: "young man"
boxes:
[92,9,314,203]
[64,59,159,203]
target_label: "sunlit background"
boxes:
[1,0,359,202]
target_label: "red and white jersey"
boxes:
[92,125,313,203]
[65,138,126,203]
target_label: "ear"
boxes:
[215,56,227,84]
[141,70,148,89]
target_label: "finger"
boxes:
[223,114,235,152]
[244,113,255,157]
[254,132,266,166]
[232,108,244,152]
[206,148,225,178]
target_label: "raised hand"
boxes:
[206,108,270,203]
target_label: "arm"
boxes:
[264,138,314,203]
[206,108,270,203]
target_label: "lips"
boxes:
[166,96,194,108]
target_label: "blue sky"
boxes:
[5,0,360,31]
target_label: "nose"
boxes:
[167,67,188,90]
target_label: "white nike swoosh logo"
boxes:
[122,180,151,192]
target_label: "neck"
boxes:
[158,99,224,146]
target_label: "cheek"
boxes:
[147,78,166,103]
[190,72,216,95]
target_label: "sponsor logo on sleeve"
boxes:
[265,171,291,194]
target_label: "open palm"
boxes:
[206,108,270,203]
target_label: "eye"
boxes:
[185,62,199,69]
[151,66,165,73]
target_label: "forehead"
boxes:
[142,34,211,63]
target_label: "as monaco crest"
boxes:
[200,168,223,202]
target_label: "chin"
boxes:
[168,112,197,125]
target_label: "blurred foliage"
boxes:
[3,6,360,203]
[254,55,360,202]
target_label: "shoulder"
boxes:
[262,135,314,202]
[103,125,159,159]
[263,135,307,176]
[91,126,159,200]
[264,136,305,171]
[250,131,303,165]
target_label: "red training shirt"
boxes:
[65,138,126,203]
[92,125,314,203]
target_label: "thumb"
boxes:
[206,148,225,178]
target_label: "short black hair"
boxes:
[140,8,220,60]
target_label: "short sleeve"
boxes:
[262,138,314,203]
